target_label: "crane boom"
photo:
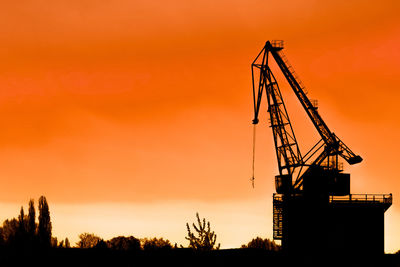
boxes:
[267,41,362,164]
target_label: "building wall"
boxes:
[283,199,385,255]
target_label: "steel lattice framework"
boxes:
[252,40,362,190]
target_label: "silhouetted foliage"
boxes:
[16,206,31,247]
[186,212,220,251]
[28,199,36,238]
[51,237,58,248]
[142,237,172,251]
[56,238,71,248]
[38,196,52,247]
[2,218,18,245]
[0,197,58,250]
[18,207,26,234]
[241,237,280,251]
[0,198,40,248]
[94,239,108,250]
[0,227,4,246]
[107,236,141,251]
[396,250,400,254]
[65,237,70,248]
[77,233,102,248]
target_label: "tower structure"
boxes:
[252,40,392,255]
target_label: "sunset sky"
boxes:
[0,0,399,252]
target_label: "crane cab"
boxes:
[302,167,350,197]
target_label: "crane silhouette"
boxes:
[250,40,391,255]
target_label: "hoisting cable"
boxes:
[251,124,257,188]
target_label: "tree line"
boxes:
[76,233,175,251]
[0,196,63,249]
[0,197,280,251]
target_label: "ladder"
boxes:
[273,194,283,239]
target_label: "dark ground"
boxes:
[0,248,399,267]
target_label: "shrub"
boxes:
[185,212,220,250]
[107,236,141,251]
[142,237,172,251]
[241,237,280,251]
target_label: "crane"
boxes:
[250,40,392,255]
[252,40,362,192]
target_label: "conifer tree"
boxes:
[38,196,52,246]
[65,238,70,248]
[17,206,27,246]
[18,206,26,233]
[28,199,36,237]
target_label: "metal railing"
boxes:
[310,99,318,109]
[320,161,344,171]
[274,193,392,205]
[330,194,392,204]
[271,40,284,49]
[277,50,306,92]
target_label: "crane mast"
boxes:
[252,48,302,177]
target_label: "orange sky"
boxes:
[0,0,399,251]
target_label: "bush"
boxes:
[141,237,172,251]
[107,236,141,251]
[241,237,280,251]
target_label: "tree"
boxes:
[18,207,26,234]
[142,237,172,251]
[185,212,220,250]
[77,233,102,248]
[16,206,28,246]
[94,239,108,249]
[2,218,18,245]
[65,238,70,248]
[51,237,58,248]
[27,199,36,237]
[241,237,280,251]
[0,227,4,246]
[38,196,52,246]
[107,236,141,251]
